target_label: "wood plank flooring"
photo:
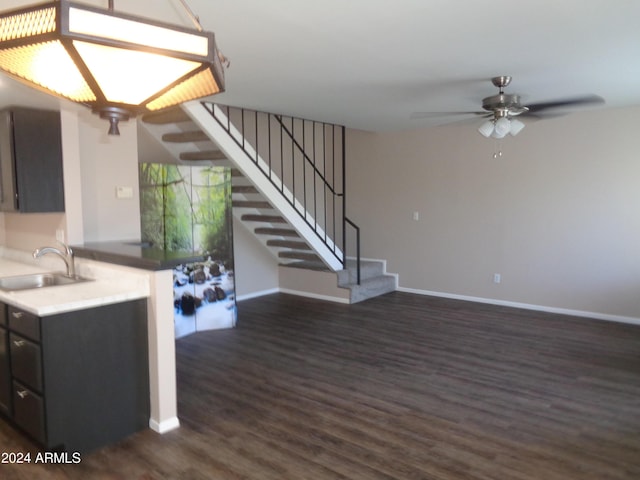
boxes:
[2,292,640,479]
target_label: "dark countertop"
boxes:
[72,241,206,271]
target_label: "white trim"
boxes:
[397,286,640,326]
[237,287,350,304]
[279,288,350,304]
[149,416,180,434]
[236,288,280,302]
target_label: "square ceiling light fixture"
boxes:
[0,0,225,134]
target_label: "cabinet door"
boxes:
[11,108,65,212]
[12,381,45,444]
[0,111,16,211]
[0,327,10,415]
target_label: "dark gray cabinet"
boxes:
[0,299,149,453]
[0,304,10,416]
[0,107,65,213]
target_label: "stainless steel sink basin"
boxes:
[0,273,90,292]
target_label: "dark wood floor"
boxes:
[2,292,640,479]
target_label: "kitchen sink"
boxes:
[0,273,90,291]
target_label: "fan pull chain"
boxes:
[493,139,503,159]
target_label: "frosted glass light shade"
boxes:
[0,0,225,133]
[492,117,511,138]
[509,118,525,136]
[478,120,495,138]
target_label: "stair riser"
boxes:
[349,276,396,304]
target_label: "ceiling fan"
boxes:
[411,76,604,139]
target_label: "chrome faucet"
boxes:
[33,243,76,277]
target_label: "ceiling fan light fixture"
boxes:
[0,0,225,135]
[478,119,495,138]
[509,118,525,136]
[492,117,511,138]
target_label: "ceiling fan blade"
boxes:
[410,111,487,119]
[524,95,605,114]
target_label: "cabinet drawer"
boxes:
[13,381,45,444]
[9,334,42,392]
[8,307,40,341]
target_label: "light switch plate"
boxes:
[116,186,134,199]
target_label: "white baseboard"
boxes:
[279,288,350,304]
[397,286,640,326]
[237,287,349,304]
[149,416,180,434]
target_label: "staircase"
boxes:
[140,103,396,303]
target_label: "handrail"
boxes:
[202,102,361,281]
[273,115,342,197]
[345,217,361,285]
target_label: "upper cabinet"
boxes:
[0,107,65,213]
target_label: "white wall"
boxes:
[79,111,141,242]
[0,213,65,252]
[232,217,279,299]
[348,105,640,320]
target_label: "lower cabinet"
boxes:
[0,306,10,416]
[0,299,149,454]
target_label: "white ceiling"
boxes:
[1,0,640,132]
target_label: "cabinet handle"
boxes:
[11,311,24,319]
[17,390,29,399]
[13,339,26,347]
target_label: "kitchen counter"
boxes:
[1,247,176,437]
[0,257,149,316]
[72,241,205,270]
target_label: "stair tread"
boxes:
[255,227,299,237]
[281,260,329,271]
[241,214,286,223]
[141,108,191,124]
[180,150,227,161]
[163,130,209,143]
[278,251,320,261]
[266,239,311,249]
[233,200,272,209]
[232,185,260,194]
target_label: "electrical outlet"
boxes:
[493,273,501,284]
[413,211,420,221]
